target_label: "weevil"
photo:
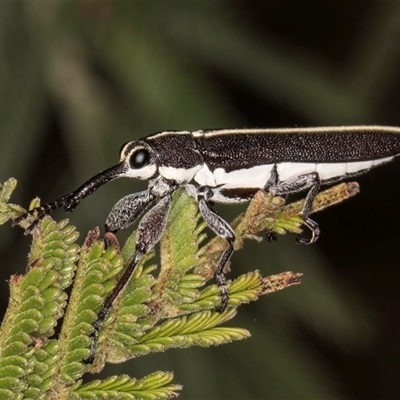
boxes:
[14,125,400,362]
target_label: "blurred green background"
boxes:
[1,2,400,398]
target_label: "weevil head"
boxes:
[118,141,158,180]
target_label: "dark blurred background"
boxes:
[1,2,400,399]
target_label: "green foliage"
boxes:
[0,177,360,398]
[0,177,336,398]
[74,372,181,400]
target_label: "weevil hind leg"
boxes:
[267,171,321,245]
[298,217,321,245]
[197,187,236,312]
[295,177,321,244]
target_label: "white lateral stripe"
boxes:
[122,164,158,180]
[200,165,216,186]
[277,163,316,182]
[345,161,373,174]
[317,163,347,180]
[154,156,394,188]
[277,157,394,182]
[371,156,393,167]
[159,165,201,183]
[193,164,274,188]
[215,165,273,189]
[194,164,216,186]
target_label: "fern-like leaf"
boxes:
[0,178,358,398]
[75,372,181,400]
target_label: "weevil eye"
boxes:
[129,148,150,169]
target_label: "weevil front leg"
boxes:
[105,190,157,234]
[87,192,174,363]
[103,190,157,248]
[104,177,178,245]
[267,170,321,244]
[196,187,236,313]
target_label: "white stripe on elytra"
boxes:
[146,130,191,140]
[192,126,400,138]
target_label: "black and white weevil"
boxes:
[14,125,400,361]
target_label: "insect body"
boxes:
[15,125,400,362]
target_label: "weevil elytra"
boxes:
[14,125,400,361]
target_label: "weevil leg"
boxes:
[86,193,174,363]
[264,165,283,242]
[104,190,157,248]
[197,187,236,313]
[265,230,278,243]
[268,171,321,244]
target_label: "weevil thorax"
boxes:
[140,131,204,183]
[119,140,158,180]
